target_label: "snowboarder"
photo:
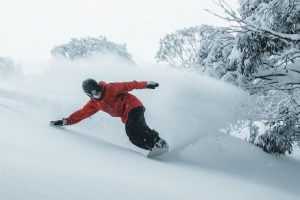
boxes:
[50,78,168,152]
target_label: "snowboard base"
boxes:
[147,147,168,158]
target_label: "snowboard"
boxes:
[147,147,168,158]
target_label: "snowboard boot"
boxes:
[153,137,169,150]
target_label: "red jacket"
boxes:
[65,81,147,125]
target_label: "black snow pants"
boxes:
[125,107,160,150]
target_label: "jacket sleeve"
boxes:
[65,100,99,125]
[109,81,147,95]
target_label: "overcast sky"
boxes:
[0,0,238,63]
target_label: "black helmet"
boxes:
[82,78,102,99]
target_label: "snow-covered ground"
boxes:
[1,56,300,200]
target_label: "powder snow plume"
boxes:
[3,55,250,152]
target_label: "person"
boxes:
[50,78,168,151]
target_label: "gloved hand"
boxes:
[50,119,67,127]
[147,81,159,89]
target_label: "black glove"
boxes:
[147,81,159,89]
[50,119,67,127]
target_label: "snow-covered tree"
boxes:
[198,27,235,79]
[208,0,300,83]
[0,57,22,80]
[156,25,235,79]
[207,0,300,154]
[251,88,300,154]
[51,36,133,61]
[155,26,204,68]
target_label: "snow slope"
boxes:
[1,56,300,200]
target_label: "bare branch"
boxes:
[254,73,287,79]
[207,0,300,44]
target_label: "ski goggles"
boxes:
[87,89,101,99]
